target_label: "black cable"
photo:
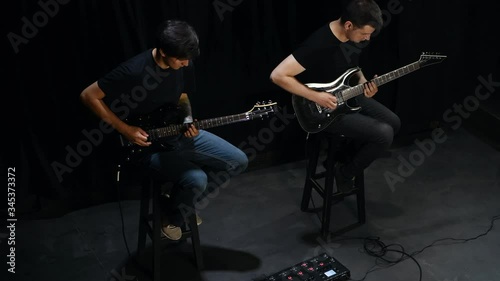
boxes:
[325,215,500,281]
[346,236,422,281]
[409,214,500,257]
[116,164,132,258]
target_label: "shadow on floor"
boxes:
[108,243,261,281]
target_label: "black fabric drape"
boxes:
[6,0,495,218]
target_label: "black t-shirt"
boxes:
[293,23,363,85]
[97,48,196,119]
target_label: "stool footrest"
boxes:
[332,187,359,198]
[301,133,366,239]
[308,178,325,197]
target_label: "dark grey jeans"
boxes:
[324,94,401,178]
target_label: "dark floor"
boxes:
[14,122,500,281]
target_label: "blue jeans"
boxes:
[324,95,401,178]
[140,130,248,226]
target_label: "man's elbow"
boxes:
[80,89,90,106]
[79,82,101,106]
[269,69,283,85]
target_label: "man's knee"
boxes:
[231,150,249,175]
[238,153,249,173]
[391,115,401,135]
[376,123,395,147]
[180,170,208,193]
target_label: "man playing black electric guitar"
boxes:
[270,0,401,192]
[80,19,249,240]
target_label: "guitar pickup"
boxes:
[315,103,323,114]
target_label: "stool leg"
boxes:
[188,213,204,270]
[137,181,150,255]
[355,171,366,224]
[301,134,320,211]
[152,180,162,281]
[321,139,336,238]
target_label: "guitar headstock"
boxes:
[418,52,447,68]
[248,100,279,119]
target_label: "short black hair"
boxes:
[340,0,383,32]
[155,19,200,59]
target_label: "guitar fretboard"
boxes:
[148,113,252,139]
[341,61,421,100]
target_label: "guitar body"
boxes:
[120,105,182,162]
[292,67,362,133]
[292,52,447,134]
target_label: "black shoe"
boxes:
[334,163,355,193]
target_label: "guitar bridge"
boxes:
[315,103,334,114]
[315,103,323,114]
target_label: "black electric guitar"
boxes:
[120,100,278,162]
[292,52,447,133]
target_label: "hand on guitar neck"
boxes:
[181,121,199,139]
[360,74,378,98]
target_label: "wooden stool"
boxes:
[135,172,204,280]
[300,132,366,238]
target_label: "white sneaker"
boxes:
[161,222,182,241]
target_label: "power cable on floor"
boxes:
[116,164,132,258]
[334,215,499,281]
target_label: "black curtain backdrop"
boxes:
[4,0,498,217]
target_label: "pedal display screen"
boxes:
[324,269,337,277]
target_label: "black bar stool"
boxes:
[300,132,366,238]
[117,165,203,281]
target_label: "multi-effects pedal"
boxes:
[256,252,350,281]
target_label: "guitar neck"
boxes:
[149,112,252,139]
[342,61,421,100]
